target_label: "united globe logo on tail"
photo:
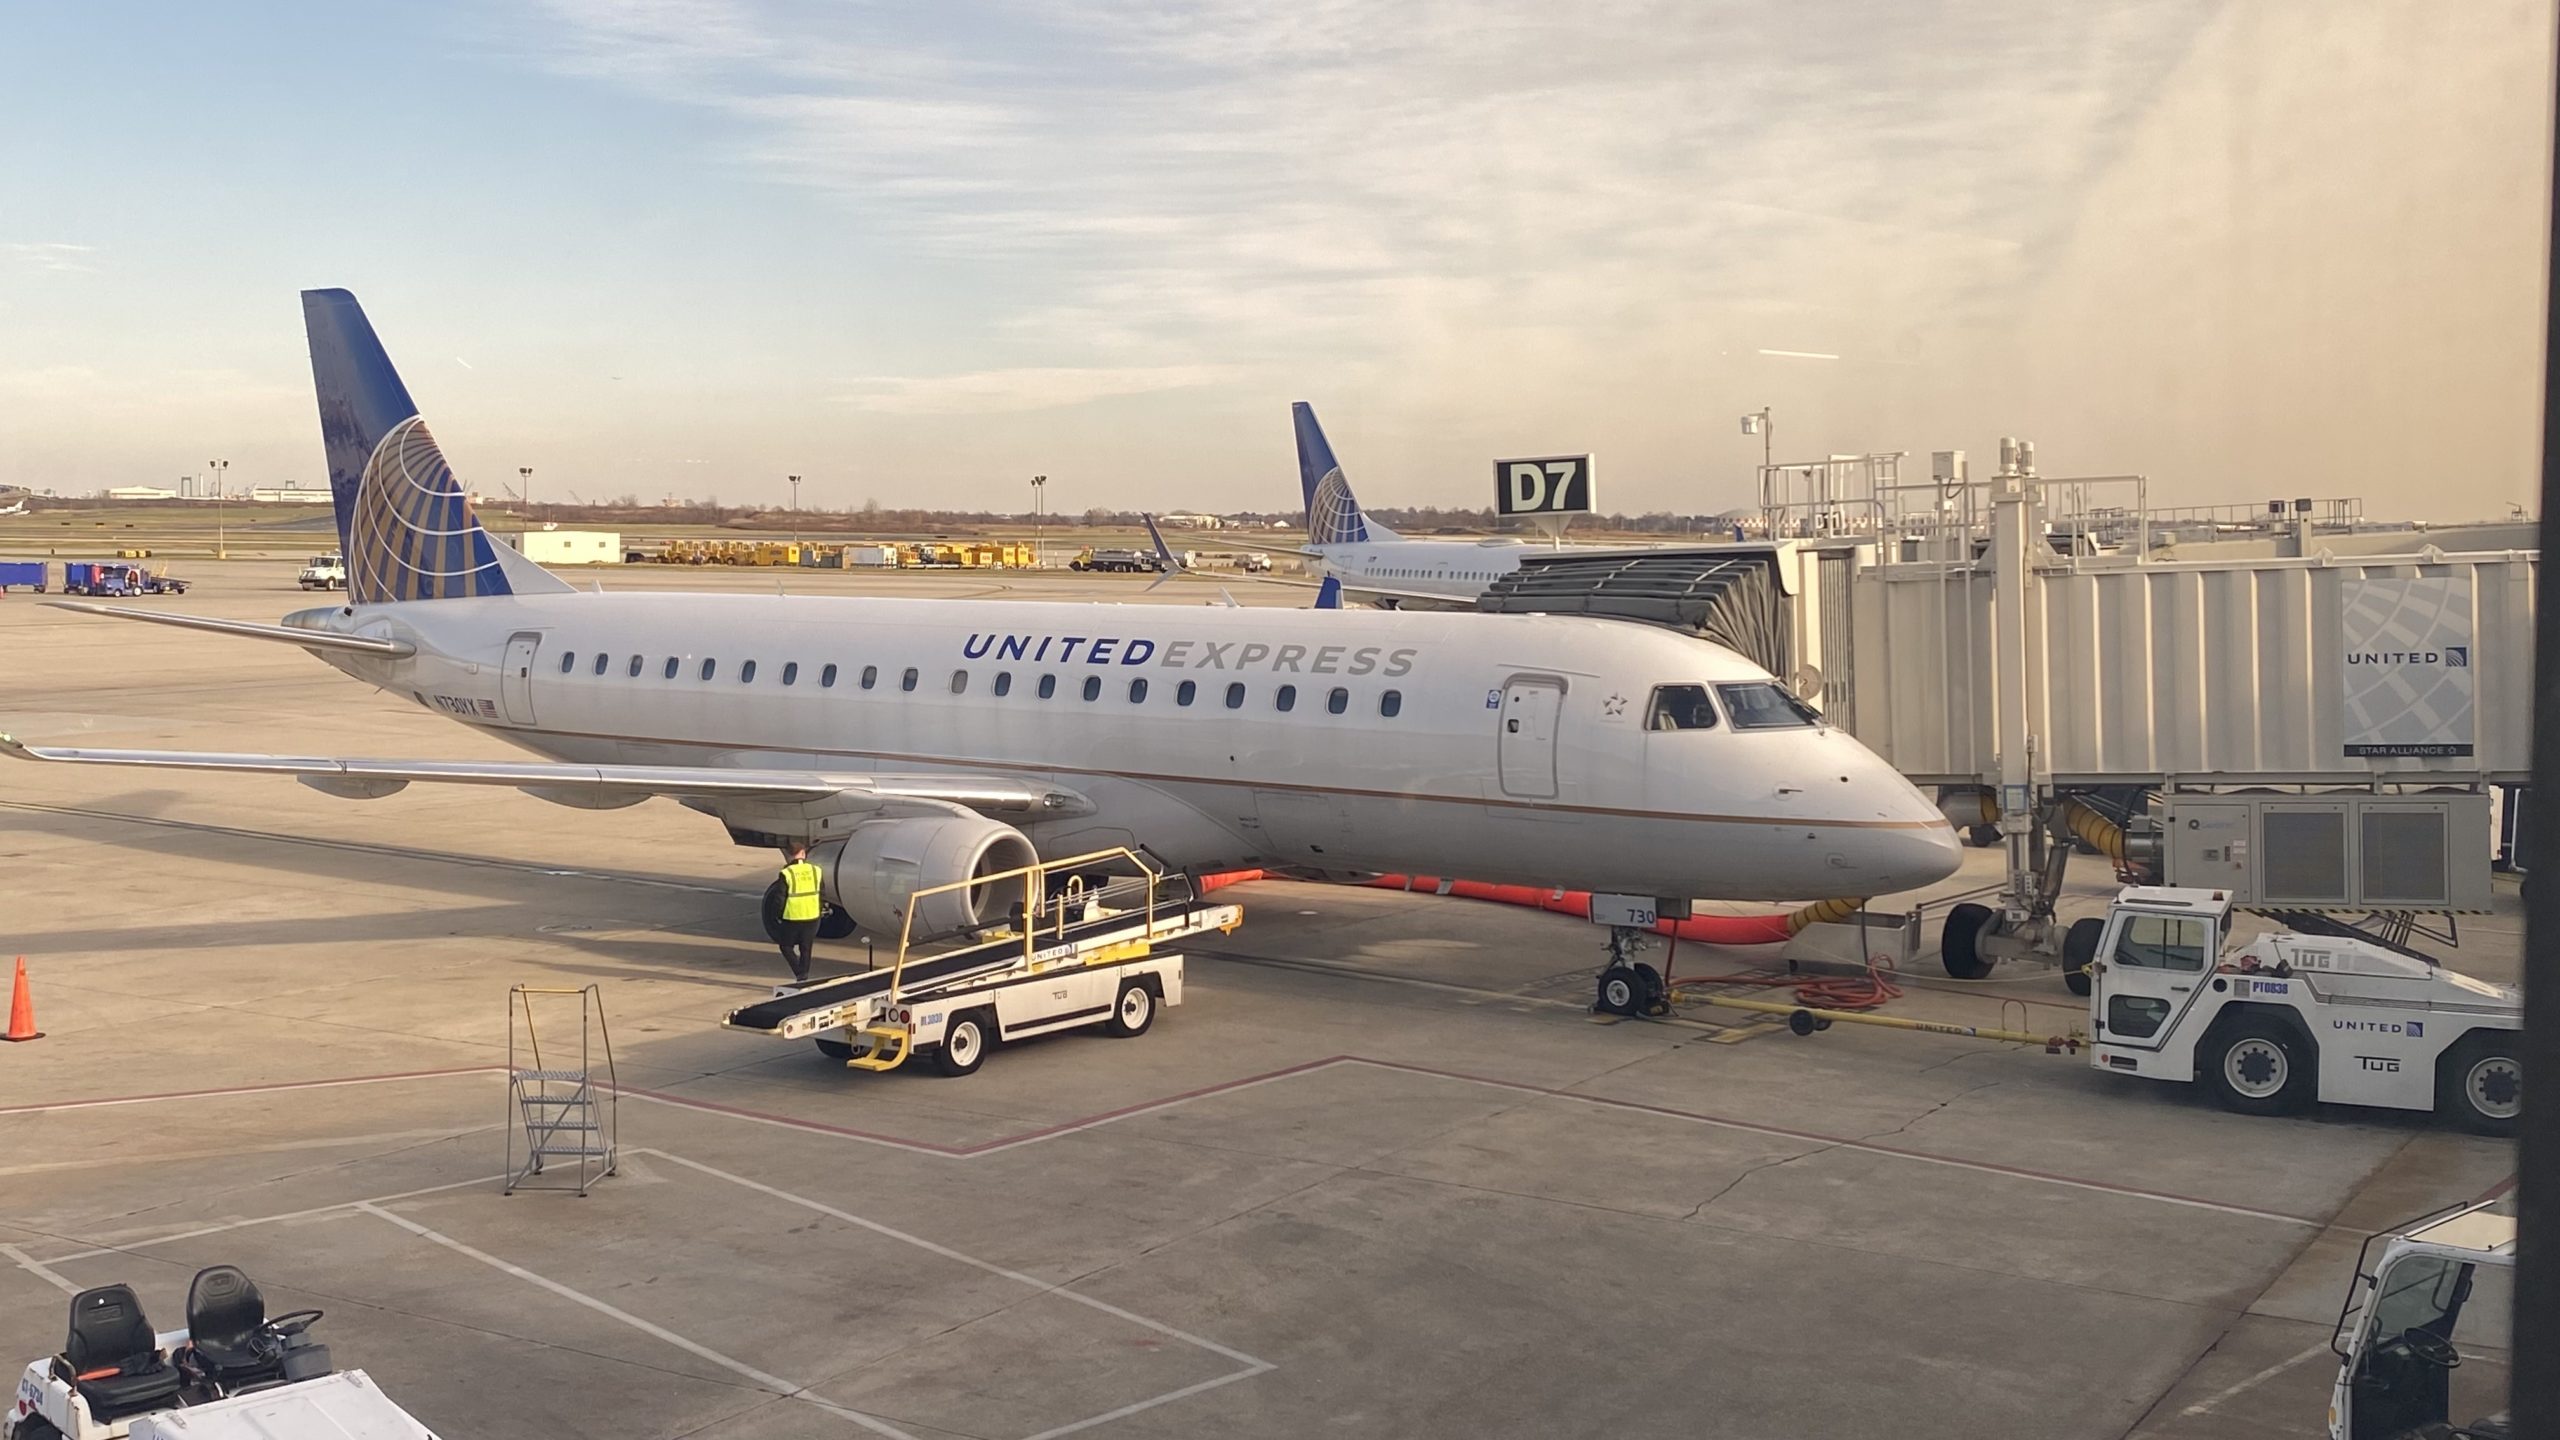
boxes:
[347,417,514,603]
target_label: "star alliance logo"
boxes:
[1602,694,1628,717]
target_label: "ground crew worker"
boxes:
[776,843,823,983]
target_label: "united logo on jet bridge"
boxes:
[962,633,1418,676]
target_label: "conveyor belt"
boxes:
[723,902,1207,1034]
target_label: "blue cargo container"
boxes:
[0,561,45,593]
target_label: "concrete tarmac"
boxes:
[0,560,2519,1438]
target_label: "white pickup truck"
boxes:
[2075,887,2521,1133]
[295,554,345,591]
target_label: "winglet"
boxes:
[1315,575,1343,610]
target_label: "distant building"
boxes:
[500,529,622,565]
[176,474,222,500]
[249,486,335,504]
[106,485,179,501]
[1160,512,1226,529]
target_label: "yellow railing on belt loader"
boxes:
[838,848,1168,1071]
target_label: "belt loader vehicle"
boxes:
[726,848,1240,1076]
[2074,887,2521,1133]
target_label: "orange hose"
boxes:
[1365,875,1811,945]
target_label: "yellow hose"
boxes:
[2057,798,2127,865]
[1786,896,1864,935]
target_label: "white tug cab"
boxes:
[2076,887,2522,1132]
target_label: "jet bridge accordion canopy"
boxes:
[1478,548,1794,681]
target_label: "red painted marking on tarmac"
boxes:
[2473,1173,2518,1202]
[0,1065,501,1117]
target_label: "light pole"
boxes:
[210,458,229,559]
[1031,475,1046,568]
[1738,409,1770,473]
[787,475,802,553]
[518,466,533,522]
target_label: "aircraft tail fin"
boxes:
[1294,402,1394,547]
[302,289,570,603]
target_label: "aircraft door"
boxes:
[1497,676,1564,799]
[500,631,541,726]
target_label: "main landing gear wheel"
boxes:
[934,1011,992,1077]
[2061,917,2104,997]
[2438,1032,2521,1137]
[1940,902,1996,980]
[1104,980,1156,1037]
[1966,824,2000,848]
[760,879,788,944]
[1595,963,1665,1017]
[817,905,857,940]
[2202,1017,2315,1117]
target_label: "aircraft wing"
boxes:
[0,735,1093,816]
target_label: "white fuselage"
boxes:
[1307,537,1537,603]
[292,591,1959,900]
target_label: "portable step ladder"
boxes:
[505,984,618,1196]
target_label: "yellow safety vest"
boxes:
[779,861,823,922]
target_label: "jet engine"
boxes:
[812,816,1041,938]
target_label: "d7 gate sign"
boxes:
[1493,455,1593,516]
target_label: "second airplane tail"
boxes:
[304,289,569,605]
[1293,402,1395,549]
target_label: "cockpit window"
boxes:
[1715,681,1821,730]
[1646,685,1719,731]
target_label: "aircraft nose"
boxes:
[1872,815,1964,895]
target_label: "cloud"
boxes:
[3,243,96,274]
[837,363,1239,415]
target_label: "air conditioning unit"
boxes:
[2162,792,2491,911]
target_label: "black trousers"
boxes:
[778,918,818,981]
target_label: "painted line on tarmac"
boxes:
[2,1243,84,1296]
[37,1173,506,1265]
[642,1149,1273,1439]
[0,1065,499,1118]
[355,1200,919,1440]
[2176,1341,2334,1417]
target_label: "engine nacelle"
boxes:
[813,816,1040,938]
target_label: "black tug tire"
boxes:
[1940,902,1997,979]
[1596,965,1642,1016]
[1966,824,2000,848]
[760,879,788,944]
[2062,917,2104,997]
[2438,1032,2521,1137]
[1104,980,1156,1037]
[817,904,857,940]
[2201,1016,2316,1117]
[933,1011,992,1077]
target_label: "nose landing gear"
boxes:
[1593,925,1668,1017]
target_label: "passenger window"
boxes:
[1225,682,1246,709]
[861,665,878,689]
[1081,675,1101,701]
[1276,684,1297,712]
[994,672,1013,697]
[1327,687,1348,714]
[1381,689,1402,717]
[559,651,576,674]
[950,670,968,694]
[1178,680,1197,706]
[2113,914,2211,972]
[628,654,643,678]
[664,657,679,679]
[1129,678,1148,703]
[901,667,919,692]
[781,661,798,686]
[1039,674,1057,699]
[821,663,838,688]
[741,660,757,683]
[593,653,609,676]
[1646,684,1719,731]
[700,658,718,681]
[1715,681,1820,729]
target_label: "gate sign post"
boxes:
[2340,575,2475,757]
[1494,455,1594,517]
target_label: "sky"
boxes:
[0,0,2551,519]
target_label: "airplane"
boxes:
[3,290,1960,947]
[0,497,26,517]
[1293,403,1722,608]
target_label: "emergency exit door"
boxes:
[500,632,541,726]
[1498,676,1564,798]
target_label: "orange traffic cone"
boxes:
[3,957,42,1042]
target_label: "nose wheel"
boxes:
[1593,925,1668,1017]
